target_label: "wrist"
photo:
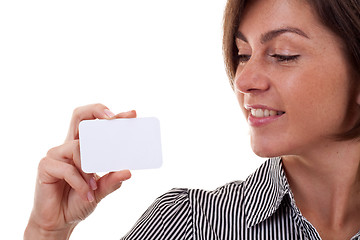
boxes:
[24,218,76,240]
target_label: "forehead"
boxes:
[237,0,321,39]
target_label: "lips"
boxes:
[245,105,285,127]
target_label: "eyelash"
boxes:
[238,55,251,63]
[270,54,300,62]
[237,54,300,64]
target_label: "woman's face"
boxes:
[234,0,359,157]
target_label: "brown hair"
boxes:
[222,0,360,140]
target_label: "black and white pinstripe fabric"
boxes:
[121,157,360,240]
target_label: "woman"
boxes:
[24,0,360,239]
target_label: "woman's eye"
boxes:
[238,54,251,64]
[270,54,300,62]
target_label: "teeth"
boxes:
[251,109,256,116]
[270,110,277,116]
[250,109,284,118]
[255,109,263,117]
[264,109,270,117]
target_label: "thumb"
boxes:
[94,170,131,202]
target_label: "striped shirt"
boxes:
[121,157,360,239]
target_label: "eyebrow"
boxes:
[235,27,310,44]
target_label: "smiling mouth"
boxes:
[250,108,285,118]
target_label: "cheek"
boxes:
[236,92,248,116]
[283,64,349,133]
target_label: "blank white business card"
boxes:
[79,117,162,173]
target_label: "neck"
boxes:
[282,139,360,235]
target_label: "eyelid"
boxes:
[269,54,300,62]
[237,54,251,64]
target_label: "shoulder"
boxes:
[156,158,281,213]
[149,188,192,217]
[150,181,246,214]
[122,188,193,239]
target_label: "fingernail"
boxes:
[87,191,95,202]
[104,109,115,118]
[89,177,97,190]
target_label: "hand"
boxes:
[24,104,136,240]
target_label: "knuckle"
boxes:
[46,146,57,157]
[94,103,105,109]
[94,103,106,113]
[74,105,89,119]
[72,106,82,117]
[63,166,77,183]
[64,165,77,177]
[72,103,106,121]
[38,157,48,171]
[71,107,82,123]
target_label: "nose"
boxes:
[234,59,270,94]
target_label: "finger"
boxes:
[46,140,98,192]
[94,170,131,202]
[65,103,114,142]
[38,157,92,202]
[112,110,137,119]
[47,140,82,168]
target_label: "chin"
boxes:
[250,138,284,158]
[252,148,280,158]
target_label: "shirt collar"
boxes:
[243,157,291,227]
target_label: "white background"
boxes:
[0,1,264,239]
